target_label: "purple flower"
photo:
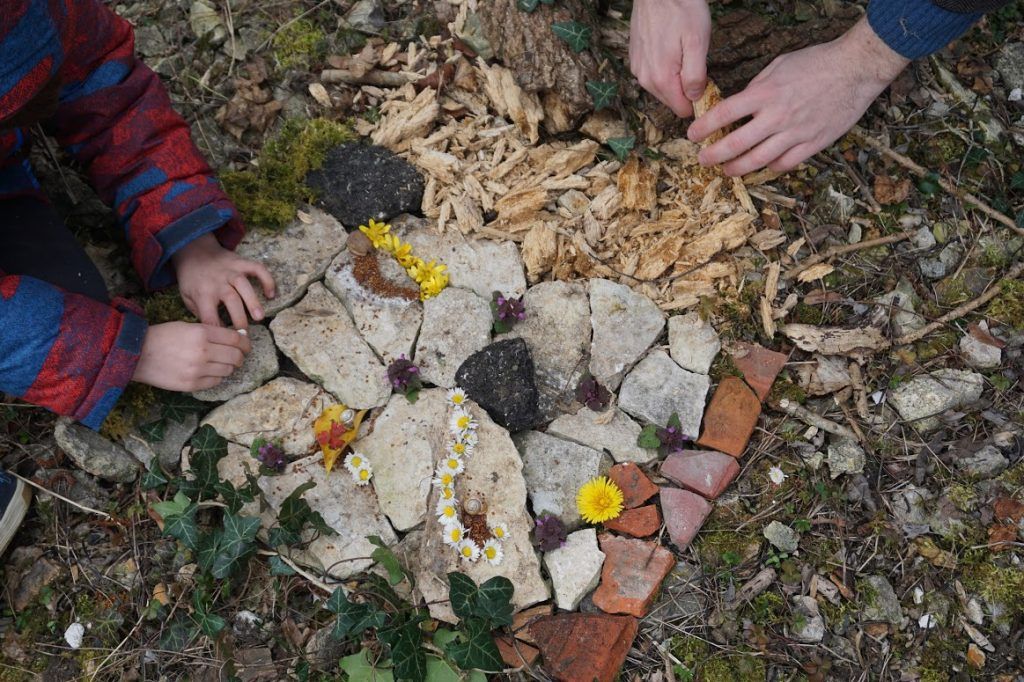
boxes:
[491,292,526,333]
[387,355,423,394]
[575,374,611,411]
[257,441,287,472]
[655,424,689,456]
[532,512,568,552]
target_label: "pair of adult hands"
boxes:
[629,0,909,176]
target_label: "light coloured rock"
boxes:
[544,529,605,610]
[791,596,825,643]
[827,439,866,479]
[324,250,423,365]
[515,430,612,529]
[920,242,963,280]
[795,355,852,396]
[668,312,720,374]
[588,279,665,390]
[873,278,925,337]
[547,408,653,464]
[960,331,1001,370]
[357,390,449,531]
[54,418,140,483]
[271,283,390,409]
[888,369,985,425]
[396,215,527,299]
[861,575,905,626]
[956,445,1009,479]
[394,402,550,623]
[414,287,492,388]
[501,281,590,419]
[763,520,799,553]
[123,410,198,471]
[193,325,279,402]
[235,208,348,316]
[618,351,710,438]
[260,453,398,579]
[202,377,332,455]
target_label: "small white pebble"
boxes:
[64,622,85,649]
[913,586,924,604]
[871,390,885,405]
[1009,88,1022,102]
[918,613,937,629]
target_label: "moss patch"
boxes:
[987,278,1024,330]
[143,289,195,325]
[964,564,1024,618]
[100,383,157,442]
[221,118,354,230]
[272,18,326,69]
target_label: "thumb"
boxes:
[680,42,709,102]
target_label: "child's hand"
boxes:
[172,234,276,329]
[133,322,251,391]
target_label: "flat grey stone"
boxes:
[795,354,852,396]
[763,520,799,553]
[547,408,654,464]
[668,312,720,374]
[202,377,333,455]
[235,208,347,316]
[123,409,198,472]
[827,438,866,479]
[324,249,422,365]
[588,279,665,390]
[873,278,925,337]
[888,369,985,425]
[515,430,612,529]
[192,325,279,402]
[414,287,492,388]
[618,350,710,437]
[544,528,605,610]
[501,281,591,419]
[54,418,140,483]
[271,283,391,409]
[396,215,527,300]
[960,330,1001,370]
[791,596,825,643]
[861,575,905,626]
[955,445,1009,479]
[996,42,1024,91]
[920,242,963,280]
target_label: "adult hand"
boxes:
[132,322,252,392]
[688,17,909,176]
[172,233,276,330]
[630,0,711,118]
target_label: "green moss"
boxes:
[701,652,767,682]
[745,591,786,625]
[915,330,957,362]
[946,482,978,513]
[936,274,972,306]
[670,635,708,668]
[791,302,824,325]
[272,18,326,69]
[143,289,195,324]
[964,564,1024,618]
[768,372,806,405]
[917,634,965,682]
[221,117,354,230]
[708,353,742,384]
[987,278,1024,330]
[996,461,1024,488]
[99,383,157,442]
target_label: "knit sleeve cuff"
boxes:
[867,0,981,59]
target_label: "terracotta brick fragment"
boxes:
[730,341,788,401]
[512,603,554,644]
[661,449,740,499]
[592,534,675,617]
[494,634,541,668]
[697,376,761,457]
[528,613,638,682]
[660,487,712,552]
[603,504,661,537]
[607,462,658,509]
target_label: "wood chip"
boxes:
[796,263,835,283]
[617,156,658,212]
[781,324,886,359]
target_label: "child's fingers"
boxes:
[196,296,221,327]
[202,361,237,378]
[220,290,249,332]
[242,260,276,299]
[231,275,265,321]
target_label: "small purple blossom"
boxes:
[491,291,525,333]
[532,512,567,552]
[257,441,287,472]
[387,355,422,393]
[575,374,611,412]
[655,424,690,456]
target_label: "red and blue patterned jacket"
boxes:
[1,0,245,429]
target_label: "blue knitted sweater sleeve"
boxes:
[867,0,982,59]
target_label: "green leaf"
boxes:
[211,514,260,579]
[267,526,299,548]
[215,479,254,514]
[326,587,349,614]
[277,481,318,534]
[268,555,296,576]
[474,576,514,627]
[160,618,197,652]
[162,393,207,422]
[425,657,461,682]
[1011,170,1024,191]
[194,608,226,638]
[163,508,200,550]
[379,616,427,682]
[667,413,682,430]
[447,572,478,620]
[151,490,191,518]
[539,0,554,4]
[139,418,167,443]
[197,529,222,573]
[368,535,408,586]
[551,20,591,53]
[637,424,661,450]
[586,81,617,110]
[188,425,229,500]
[445,617,503,672]
[141,465,170,491]
[607,135,636,161]
[332,598,388,640]
[916,171,940,196]
[516,0,539,11]
[405,388,420,404]
[339,649,396,682]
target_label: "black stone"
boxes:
[455,339,540,433]
[306,143,424,228]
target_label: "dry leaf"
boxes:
[873,174,912,205]
[797,263,835,283]
[986,523,1018,552]
[993,496,1024,522]
[521,222,558,282]
[313,404,366,473]
[308,82,332,108]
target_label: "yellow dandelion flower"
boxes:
[359,219,391,247]
[576,476,624,524]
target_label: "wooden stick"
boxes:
[783,229,916,280]
[747,186,798,209]
[775,398,860,441]
[850,126,1024,237]
[320,69,418,87]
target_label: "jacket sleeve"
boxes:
[0,273,147,430]
[867,0,1010,59]
[43,0,245,292]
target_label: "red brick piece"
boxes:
[607,462,658,509]
[528,613,639,682]
[494,634,541,668]
[730,341,788,401]
[604,504,661,537]
[697,376,761,457]
[661,450,740,500]
[660,487,711,552]
[592,534,675,617]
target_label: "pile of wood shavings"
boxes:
[336,26,765,310]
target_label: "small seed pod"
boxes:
[347,230,373,256]
[463,493,487,515]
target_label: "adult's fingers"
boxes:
[242,260,276,299]
[221,289,249,331]
[688,89,761,143]
[232,275,264,322]
[650,69,692,118]
[680,40,709,101]
[768,141,819,173]
[722,132,794,177]
[205,325,253,354]
[699,116,775,167]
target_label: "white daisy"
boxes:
[343,452,366,474]
[456,539,481,562]
[352,464,373,486]
[481,539,504,565]
[449,440,473,458]
[437,500,460,524]
[438,486,456,501]
[489,522,509,541]
[447,388,468,407]
[442,523,467,547]
[441,455,465,475]
[767,466,787,486]
[449,409,476,435]
[433,469,456,489]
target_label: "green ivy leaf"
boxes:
[211,514,260,579]
[379,616,427,682]
[332,599,388,641]
[539,0,555,4]
[474,577,514,627]
[516,0,539,11]
[141,465,170,491]
[197,529,222,573]
[139,418,167,443]
[637,424,661,450]
[160,618,197,652]
[586,81,617,110]
[447,572,478,621]
[445,617,504,672]
[194,607,226,638]
[188,425,229,500]
[164,511,199,550]
[277,481,334,540]
[151,490,191,519]
[267,526,299,548]
[607,135,636,161]
[667,413,682,430]
[368,535,408,586]
[215,479,254,514]
[339,649,396,682]
[551,20,592,53]
[268,555,296,576]
[1011,170,1024,191]
[162,393,207,423]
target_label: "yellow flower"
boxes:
[359,219,390,247]
[576,476,624,524]
[407,257,429,283]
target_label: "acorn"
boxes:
[347,230,373,256]
[463,493,487,515]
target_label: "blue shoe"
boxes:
[0,471,30,556]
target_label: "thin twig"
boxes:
[255,549,341,595]
[775,398,860,441]
[11,471,111,519]
[783,229,916,280]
